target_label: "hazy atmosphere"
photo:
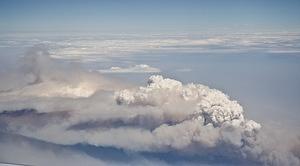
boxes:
[0,1,300,166]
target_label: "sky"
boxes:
[1,0,300,34]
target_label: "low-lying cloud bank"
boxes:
[1,33,300,62]
[0,46,299,166]
[98,64,160,73]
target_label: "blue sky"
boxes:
[1,0,300,33]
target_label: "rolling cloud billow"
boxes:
[0,46,299,166]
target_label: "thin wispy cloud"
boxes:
[98,64,161,73]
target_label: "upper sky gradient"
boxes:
[1,0,300,34]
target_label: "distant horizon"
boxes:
[1,30,300,37]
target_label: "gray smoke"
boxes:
[0,46,299,166]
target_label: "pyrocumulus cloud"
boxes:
[0,46,299,166]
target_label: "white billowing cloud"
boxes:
[116,75,248,127]
[0,47,299,166]
[99,64,161,73]
[114,75,261,150]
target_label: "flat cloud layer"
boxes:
[1,33,300,62]
[98,64,161,73]
[0,46,299,166]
